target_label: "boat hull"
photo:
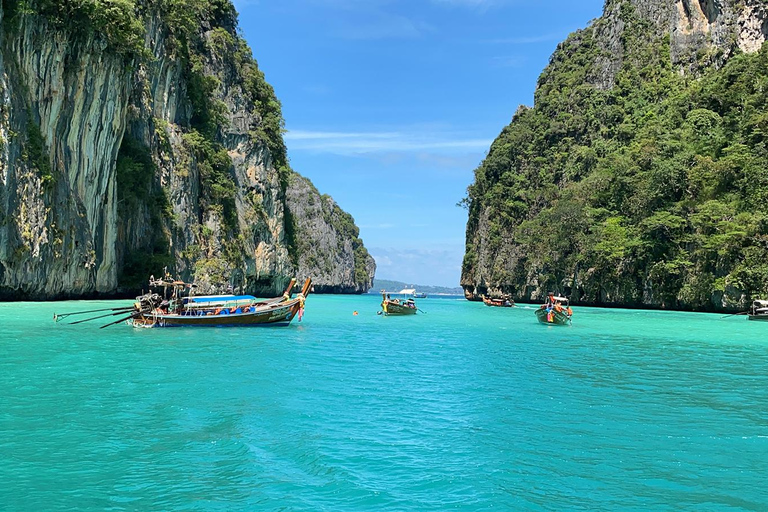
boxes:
[748,314,768,321]
[535,308,571,325]
[132,300,302,328]
[483,297,514,307]
[381,301,417,315]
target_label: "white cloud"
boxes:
[286,130,400,141]
[284,128,492,155]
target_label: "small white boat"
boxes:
[748,299,768,321]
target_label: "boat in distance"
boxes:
[535,292,572,325]
[482,295,514,307]
[380,290,418,315]
[748,299,768,321]
[398,287,427,299]
[129,277,311,328]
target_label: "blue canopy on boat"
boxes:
[186,295,256,303]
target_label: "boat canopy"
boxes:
[183,295,258,307]
[753,299,768,307]
[187,295,256,303]
[398,288,416,295]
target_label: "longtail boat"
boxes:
[380,290,418,316]
[127,277,311,328]
[482,295,514,307]
[748,299,768,321]
[535,293,572,325]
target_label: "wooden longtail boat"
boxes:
[535,293,572,325]
[380,290,418,316]
[130,278,311,328]
[748,299,768,321]
[482,295,514,307]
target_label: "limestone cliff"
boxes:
[0,0,374,299]
[462,0,768,311]
[285,173,375,294]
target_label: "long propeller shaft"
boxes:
[67,309,138,325]
[54,306,133,322]
[100,310,146,329]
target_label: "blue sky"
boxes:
[232,0,605,287]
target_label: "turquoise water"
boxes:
[2,295,767,510]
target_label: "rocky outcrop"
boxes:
[582,0,768,90]
[0,1,374,299]
[461,0,768,311]
[285,173,375,293]
[0,8,130,299]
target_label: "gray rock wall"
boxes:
[286,173,375,294]
[0,9,131,298]
[0,2,374,299]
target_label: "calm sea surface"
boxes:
[1,294,767,510]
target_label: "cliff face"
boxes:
[462,0,768,311]
[286,173,375,294]
[585,0,768,90]
[0,0,374,299]
[0,7,129,298]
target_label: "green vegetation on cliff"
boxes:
[464,4,768,309]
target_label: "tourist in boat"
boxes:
[535,292,573,325]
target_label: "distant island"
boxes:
[371,279,463,296]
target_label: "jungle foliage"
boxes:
[464,4,768,309]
